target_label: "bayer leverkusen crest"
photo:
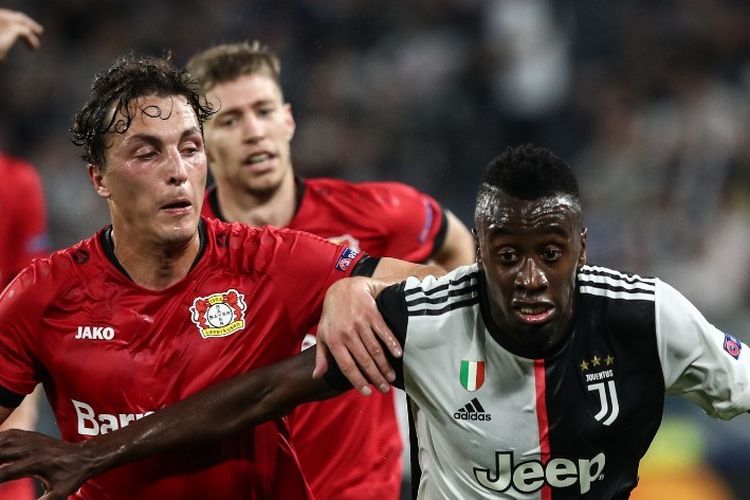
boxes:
[190,289,247,339]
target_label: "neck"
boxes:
[215,171,296,228]
[111,227,201,290]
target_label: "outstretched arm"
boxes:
[0,348,339,499]
[0,9,43,62]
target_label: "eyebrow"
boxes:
[123,127,202,147]
[487,223,571,238]
[214,99,276,118]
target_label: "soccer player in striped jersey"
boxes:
[3,145,750,500]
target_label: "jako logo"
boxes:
[75,326,115,340]
[73,399,153,436]
[474,451,605,495]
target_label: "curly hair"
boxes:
[71,52,214,168]
[475,144,582,222]
[186,40,282,93]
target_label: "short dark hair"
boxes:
[186,41,282,93]
[482,144,580,200]
[475,144,582,222]
[71,53,214,168]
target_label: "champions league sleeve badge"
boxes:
[723,333,742,360]
[335,248,359,272]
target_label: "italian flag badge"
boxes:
[459,360,485,391]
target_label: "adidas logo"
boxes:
[454,397,492,421]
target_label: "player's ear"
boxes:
[88,164,111,199]
[283,103,296,141]
[578,228,588,268]
[472,228,481,264]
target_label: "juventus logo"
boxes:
[587,380,619,426]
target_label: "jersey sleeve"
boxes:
[8,163,49,278]
[261,227,365,338]
[0,266,46,404]
[371,183,446,263]
[656,279,750,419]
[323,281,408,391]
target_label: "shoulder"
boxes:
[575,265,663,341]
[577,265,657,303]
[400,264,481,314]
[202,216,335,269]
[305,178,430,206]
[0,233,101,310]
[204,216,329,247]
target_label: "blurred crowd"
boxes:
[2,0,750,497]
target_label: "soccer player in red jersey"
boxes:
[187,41,475,499]
[0,53,437,499]
[0,154,48,290]
[0,10,47,500]
[0,153,49,500]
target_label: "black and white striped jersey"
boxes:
[371,264,750,499]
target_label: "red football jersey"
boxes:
[204,177,446,499]
[0,153,48,289]
[0,218,363,500]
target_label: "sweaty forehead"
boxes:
[476,188,581,233]
[107,95,198,141]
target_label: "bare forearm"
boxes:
[370,257,443,295]
[79,349,336,479]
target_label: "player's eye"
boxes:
[540,247,563,261]
[496,249,518,265]
[217,116,237,127]
[135,150,157,161]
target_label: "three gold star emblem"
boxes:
[580,354,615,371]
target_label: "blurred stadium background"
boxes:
[2,0,750,498]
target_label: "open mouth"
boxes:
[513,303,555,325]
[244,152,275,165]
[161,200,191,211]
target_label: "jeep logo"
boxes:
[474,451,605,494]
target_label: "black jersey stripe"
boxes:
[579,274,655,293]
[405,284,479,307]
[404,271,478,298]
[407,295,479,316]
[406,289,479,312]
[580,266,655,285]
[580,277,656,292]
[579,281,655,296]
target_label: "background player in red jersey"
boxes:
[0,53,438,499]
[0,9,47,500]
[186,40,475,499]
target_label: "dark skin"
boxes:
[476,190,587,355]
[0,191,587,499]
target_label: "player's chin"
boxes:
[158,215,200,242]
